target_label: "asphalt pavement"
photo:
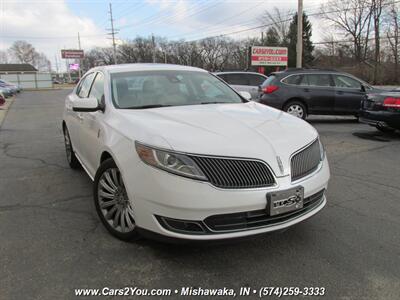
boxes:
[0,90,399,300]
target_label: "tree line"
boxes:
[1,0,399,84]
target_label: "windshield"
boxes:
[110,70,244,109]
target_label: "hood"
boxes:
[113,102,318,176]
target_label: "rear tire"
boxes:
[63,126,81,169]
[284,101,307,120]
[94,158,140,241]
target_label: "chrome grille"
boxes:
[190,156,275,189]
[291,139,322,181]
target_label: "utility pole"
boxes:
[108,3,118,64]
[152,34,156,63]
[78,32,82,79]
[296,0,303,68]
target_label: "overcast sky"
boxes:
[0,0,330,71]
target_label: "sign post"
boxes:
[250,46,288,68]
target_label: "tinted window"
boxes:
[77,73,96,98]
[300,74,332,87]
[261,74,276,87]
[333,75,362,89]
[247,74,266,86]
[282,74,301,85]
[111,71,243,109]
[224,74,249,85]
[89,73,104,102]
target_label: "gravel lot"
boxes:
[0,90,399,300]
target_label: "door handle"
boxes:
[337,91,344,95]
[303,88,310,92]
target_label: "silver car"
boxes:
[214,71,267,100]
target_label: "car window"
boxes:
[247,74,266,86]
[77,73,96,98]
[282,74,301,85]
[216,74,227,82]
[333,75,362,89]
[110,70,243,109]
[89,73,104,102]
[224,74,249,86]
[261,74,276,87]
[300,74,332,87]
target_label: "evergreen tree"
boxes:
[286,12,314,67]
[263,27,280,46]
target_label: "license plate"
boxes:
[267,186,304,216]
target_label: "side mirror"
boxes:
[239,91,252,101]
[72,96,103,112]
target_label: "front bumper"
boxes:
[123,156,330,240]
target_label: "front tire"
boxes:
[284,101,307,120]
[63,126,81,169]
[94,159,140,241]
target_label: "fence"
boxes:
[0,73,52,89]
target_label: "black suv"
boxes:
[258,69,381,119]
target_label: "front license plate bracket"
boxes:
[267,186,304,216]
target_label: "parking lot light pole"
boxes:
[296,0,303,68]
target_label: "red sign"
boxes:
[61,49,84,59]
[251,46,288,66]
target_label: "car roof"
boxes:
[214,71,267,77]
[90,63,207,74]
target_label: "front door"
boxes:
[298,74,335,113]
[333,75,365,114]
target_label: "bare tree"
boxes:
[0,50,9,63]
[371,0,388,83]
[321,0,373,62]
[385,2,399,82]
[9,40,37,64]
[259,8,292,46]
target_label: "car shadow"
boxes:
[352,130,400,142]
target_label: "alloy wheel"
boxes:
[286,104,304,118]
[97,168,136,233]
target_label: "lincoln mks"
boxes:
[62,64,330,241]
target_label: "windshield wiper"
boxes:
[123,104,173,109]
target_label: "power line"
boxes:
[184,0,400,42]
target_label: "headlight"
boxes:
[318,138,325,160]
[135,142,207,180]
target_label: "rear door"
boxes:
[222,73,252,97]
[332,74,365,113]
[247,74,267,100]
[298,74,335,113]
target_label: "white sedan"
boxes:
[63,64,330,242]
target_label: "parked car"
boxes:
[0,86,13,98]
[359,91,400,132]
[214,71,267,100]
[0,92,5,106]
[62,64,330,242]
[258,69,382,119]
[0,80,21,93]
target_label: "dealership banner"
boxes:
[251,46,288,66]
[61,49,84,59]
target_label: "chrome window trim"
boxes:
[280,73,334,88]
